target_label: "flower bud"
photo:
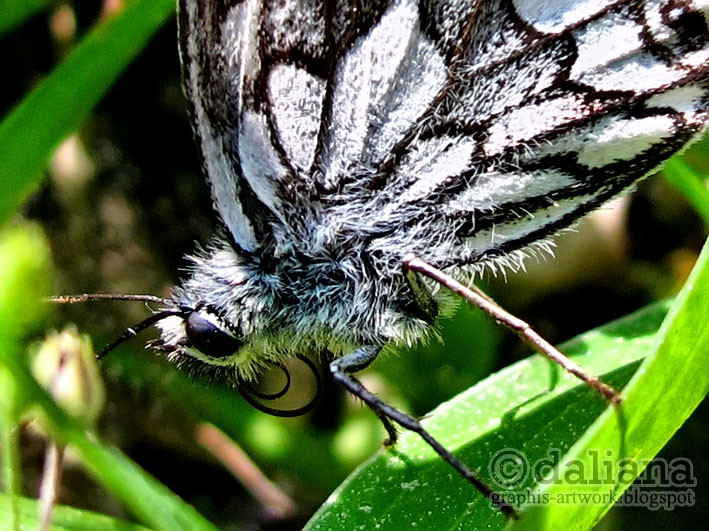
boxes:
[32,327,105,425]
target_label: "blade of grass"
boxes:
[663,157,709,226]
[17,362,218,531]
[305,300,671,529]
[515,234,709,528]
[0,223,217,531]
[306,233,709,529]
[1,351,219,531]
[0,0,50,36]
[0,222,53,531]
[0,493,150,530]
[0,420,21,531]
[1,334,219,531]
[0,0,175,226]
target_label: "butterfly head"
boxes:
[152,301,264,382]
[154,302,241,360]
[50,254,271,383]
[180,305,244,359]
[146,243,290,381]
[50,251,323,416]
[152,294,323,417]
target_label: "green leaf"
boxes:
[516,234,709,528]
[0,0,174,226]
[0,420,21,530]
[0,0,50,36]
[0,221,53,420]
[0,348,219,531]
[306,235,709,530]
[0,493,149,531]
[0,221,53,337]
[0,221,54,530]
[663,157,709,227]
[0,225,216,531]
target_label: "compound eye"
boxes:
[184,309,242,358]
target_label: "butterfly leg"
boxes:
[330,347,518,518]
[329,346,398,446]
[402,254,621,404]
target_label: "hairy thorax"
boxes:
[155,237,438,381]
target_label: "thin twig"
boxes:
[195,423,296,520]
[39,443,64,531]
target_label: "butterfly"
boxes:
[56,0,709,517]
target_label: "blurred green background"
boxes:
[1,1,708,530]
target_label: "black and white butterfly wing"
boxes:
[353,0,709,270]
[179,0,709,270]
[179,0,403,255]
[179,0,327,254]
[159,0,709,510]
